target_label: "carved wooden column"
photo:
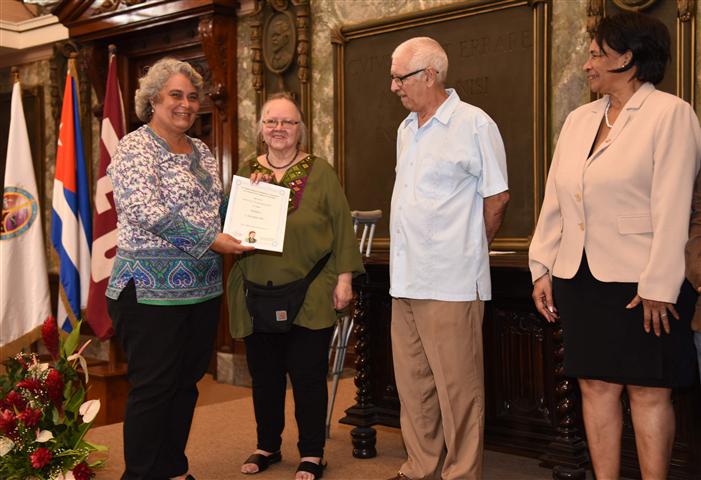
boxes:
[198,13,240,370]
[540,323,589,480]
[339,281,378,458]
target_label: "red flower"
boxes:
[16,378,43,393]
[17,408,42,429]
[72,462,94,480]
[0,409,16,435]
[45,368,64,406]
[29,447,52,468]
[41,316,60,360]
[1,390,26,411]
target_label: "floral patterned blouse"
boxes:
[106,125,223,305]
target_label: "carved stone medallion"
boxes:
[263,11,296,74]
[611,0,658,10]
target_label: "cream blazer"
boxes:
[529,83,701,303]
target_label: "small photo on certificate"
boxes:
[223,175,291,252]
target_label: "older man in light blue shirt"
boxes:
[387,37,509,480]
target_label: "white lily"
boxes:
[79,399,101,423]
[0,436,14,456]
[68,339,92,383]
[36,429,54,442]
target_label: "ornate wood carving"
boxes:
[342,283,378,458]
[611,0,658,10]
[540,324,589,480]
[93,0,147,15]
[251,21,264,93]
[199,15,234,119]
[294,1,310,86]
[676,0,695,22]
[587,0,604,37]
[245,0,312,149]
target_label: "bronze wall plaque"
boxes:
[333,0,550,252]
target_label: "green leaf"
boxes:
[62,320,82,357]
[64,384,85,413]
[51,406,62,424]
[82,439,108,452]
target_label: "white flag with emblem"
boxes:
[0,79,52,356]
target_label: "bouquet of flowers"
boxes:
[0,317,106,480]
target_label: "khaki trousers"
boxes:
[391,298,485,480]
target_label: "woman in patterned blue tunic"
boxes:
[106,58,253,480]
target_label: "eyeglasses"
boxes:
[391,68,433,87]
[262,119,300,128]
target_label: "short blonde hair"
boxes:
[134,58,204,122]
[257,92,308,148]
[392,37,448,84]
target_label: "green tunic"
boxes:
[227,155,365,338]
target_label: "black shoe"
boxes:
[296,460,326,479]
[185,476,196,480]
[242,451,282,474]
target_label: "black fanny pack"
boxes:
[242,252,331,333]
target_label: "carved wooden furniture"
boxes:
[340,256,701,479]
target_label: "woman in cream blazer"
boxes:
[529,12,701,480]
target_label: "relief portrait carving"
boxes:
[611,0,658,10]
[263,12,296,74]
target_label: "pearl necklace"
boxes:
[604,99,614,128]
[266,147,299,170]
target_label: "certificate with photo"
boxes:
[223,176,290,252]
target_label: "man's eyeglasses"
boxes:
[391,68,433,87]
[262,119,300,128]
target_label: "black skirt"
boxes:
[552,253,697,388]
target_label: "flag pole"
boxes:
[11,66,19,83]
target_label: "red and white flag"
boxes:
[0,79,52,357]
[86,52,125,340]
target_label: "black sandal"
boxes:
[242,451,282,474]
[296,460,326,479]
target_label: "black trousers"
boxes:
[107,281,220,480]
[244,325,334,458]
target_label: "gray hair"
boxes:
[257,92,308,148]
[392,37,448,85]
[134,58,204,122]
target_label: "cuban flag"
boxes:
[51,69,92,333]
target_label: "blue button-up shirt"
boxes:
[389,89,508,301]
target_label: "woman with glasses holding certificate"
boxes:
[228,92,364,480]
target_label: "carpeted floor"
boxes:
[87,375,558,479]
